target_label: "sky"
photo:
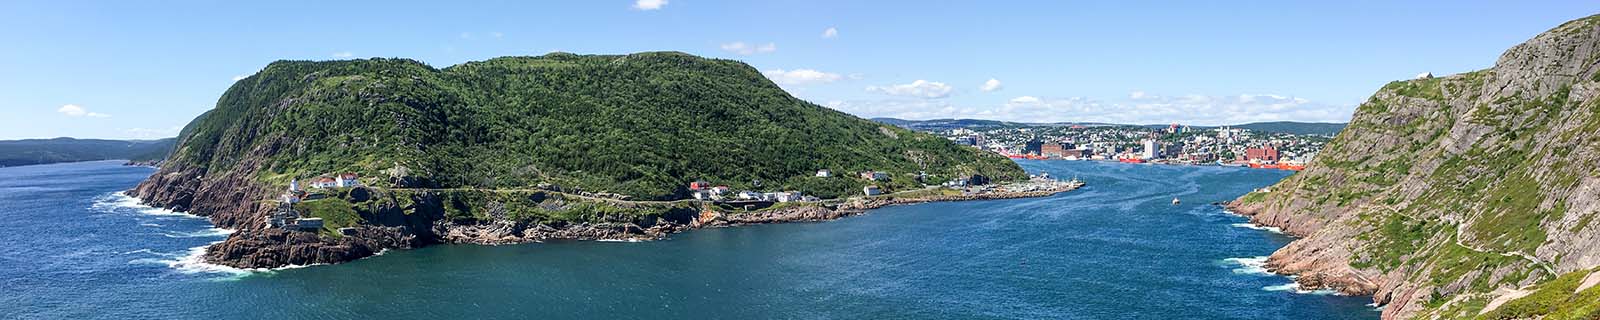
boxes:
[2,1,1598,140]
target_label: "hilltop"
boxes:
[0,137,175,167]
[1229,14,1600,319]
[129,51,1029,268]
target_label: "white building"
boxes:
[815,169,832,178]
[335,173,359,188]
[863,185,883,196]
[1142,139,1163,160]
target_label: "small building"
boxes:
[689,181,711,191]
[335,173,360,188]
[775,191,804,202]
[296,217,324,231]
[310,177,338,189]
[692,190,714,201]
[860,171,889,181]
[737,190,763,200]
[863,185,883,196]
[815,169,832,177]
[338,227,358,237]
[710,186,731,195]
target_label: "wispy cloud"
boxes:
[980,78,1003,92]
[822,27,838,39]
[331,51,354,58]
[763,69,843,86]
[57,104,110,118]
[231,74,249,82]
[865,80,954,99]
[633,0,667,10]
[719,42,777,55]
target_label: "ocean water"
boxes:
[0,160,1378,319]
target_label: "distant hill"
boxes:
[877,118,1345,135]
[0,137,176,167]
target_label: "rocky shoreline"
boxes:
[137,182,1084,270]
[1223,200,1381,297]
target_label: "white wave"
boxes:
[89,193,205,219]
[1230,223,1283,234]
[1223,256,1273,276]
[1262,282,1339,295]
[161,227,235,238]
[596,238,644,243]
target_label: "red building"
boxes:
[1245,147,1280,163]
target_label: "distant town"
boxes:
[929,123,1334,170]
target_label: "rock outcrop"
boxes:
[1229,14,1600,319]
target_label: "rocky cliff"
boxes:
[1229,14,1600,319]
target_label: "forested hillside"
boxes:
[0,138,175,167]
[165,51,1023,200]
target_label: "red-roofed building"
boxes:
[1245,147,1280,163]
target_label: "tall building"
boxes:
[1142,139,1163,159]
[1024,139,1044,155]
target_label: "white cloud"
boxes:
[719,42,777,55]
[865,80,954,99]
[1129,91,1148,99]
[332,51,354,58]
[763,69,843,86]
[491,32,504,39]
[633,0,667,10]
[57,104,109,118]
[980,78,1003,92]
[1008,96,1040,104]
[822,27,838,39]
[231,74,249,81]
[824,92,1352,125]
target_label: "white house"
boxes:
[863,185,883,196]
[815,169,832,177]
[310,177,338,189]
[335,173,359,188]
[775,191,804,202]
[737,191,763,200]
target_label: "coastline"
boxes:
[136,180,1086,271]
[1222,200,1382,298]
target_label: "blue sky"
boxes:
[2,1,1597,140]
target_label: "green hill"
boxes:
[165,51,1023,201]
[0,137,175,167]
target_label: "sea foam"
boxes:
[90,193,205,219]
[1230,223,1284,234]
[1223,256,1272,276]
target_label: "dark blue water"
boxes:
[0,160,1378,319]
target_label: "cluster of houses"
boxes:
[688,169,902,202]
[688,181,819,202]
[267,173,362,234]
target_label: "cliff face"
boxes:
[1230,15,1600,319]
